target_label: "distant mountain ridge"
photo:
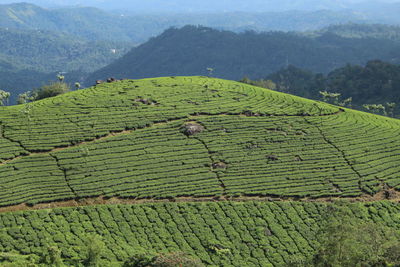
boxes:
[0,2,399,43]
[86,25,400,83]
[1,0,399,13]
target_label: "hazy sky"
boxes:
[0,0,399,13]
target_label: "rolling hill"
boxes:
[86,25,400,83]
[0,76,399,265]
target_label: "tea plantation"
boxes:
[1,201,400,266]
[0,76,399,266]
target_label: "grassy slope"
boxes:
[0,76,399,266]
[0,76,399,206]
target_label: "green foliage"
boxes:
[152,252,204,267]
[240,77,277,90]
[319,91,341,105]
[124,252,203,267]
[17,91,36,105]
[83,235,106,267]
[0,202,399,266]
[41,246,64,267]
[0,253,40,267]
[0,90,10,106]
[310,202,400,267]
[33,82,70,101]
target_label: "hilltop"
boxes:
[86,25,400,83]
[0,76,399,266]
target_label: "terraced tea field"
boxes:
[0,76,399,266]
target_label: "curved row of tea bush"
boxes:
[0,77,399,207]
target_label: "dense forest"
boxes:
[0,28,132,73]
[244,60,400,115]
[86,25,400,83]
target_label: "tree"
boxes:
[319,91,341,105]
[386,102,396,117]
[17,91,35,105]
[41,246,64,267]
[33,82,70,101]
[57,73,65,82]
[83,235,105,267]
[0,90,11,106]
[311,202,400,267]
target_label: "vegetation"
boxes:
[0,201,399,266]
[0,76,399,266]
[0,90,10,106]
[290,202,400,267]
[86,25,400,83]
[32,81,71,101]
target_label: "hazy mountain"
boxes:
[0,3,400,43]
[0,0,399,13]
[86,25,400,83]
[0,2,399,44]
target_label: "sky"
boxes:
[0,0,399,13]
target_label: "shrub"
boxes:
[33,82,70,101]
[123,251,204,267]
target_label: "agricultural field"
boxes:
[0,76,399,266]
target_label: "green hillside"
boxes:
[0,27,131,73]
[0,76,399,204]
[0,76,399,266]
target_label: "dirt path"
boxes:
[0,188,399,214]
